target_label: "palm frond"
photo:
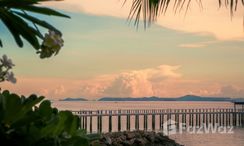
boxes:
[127,0,244,28]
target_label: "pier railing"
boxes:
[72,108,244,133]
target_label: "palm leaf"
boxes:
[127,0,244,27]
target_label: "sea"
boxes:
[52,101,244,146]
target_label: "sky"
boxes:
[1,0,244,99]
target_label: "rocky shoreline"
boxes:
[90,131,183,146]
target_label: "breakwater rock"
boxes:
[90,131,183,146]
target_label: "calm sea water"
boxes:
[52,101,244,146]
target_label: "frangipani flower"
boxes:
[43,30,64,49]
[0,54,16,84]
[37,30,64,59]
[5,72,16,84]
[0,54,15,69]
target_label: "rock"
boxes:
[154,134,168,143]
[122,140,133,146]
[112,132,123,138]
[125,132,136,140]
[134,132,142,138]
[119,135,126,141]
[113,137,123,144]
[145,132,155,142]
[101,135,112,145]
[129,138,136,144]
[90,131,183,146]
[111,141,122,146]
[134,138,146,145]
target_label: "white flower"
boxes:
[43,30,64,49]
[0,54,15,69]
[5,72,17,84]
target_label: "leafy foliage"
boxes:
[0,90,93,146]
[0,0,70,58]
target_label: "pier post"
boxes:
[144,111,148,131]
[159,110,163,130]
[181,109,184,125]
[202,109,205,125]
[196,109,199,127]
[206,109,209,127]
[216,109,219,125]
[241,108,244,126]
[109,110,112,132]
[90,111,93,133]
[78,115,82,129]
[152,110,156,131]
[221,109,224,126]
[118,110,121,132]
[198,109,201,126]
[84,115,87,132]
[135,111,139,130]
[97,110,100,133]
[176,110,180,129]
[127,110,131,131]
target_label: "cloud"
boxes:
[0,65,183,99]
[0,78,83,99]
[215,85,244,98]
[43,0,244,40]
[1,65,244,99]
[179,43,206,48]
[103,65,182,97]
[178,41,217,48]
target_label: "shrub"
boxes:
[0,90,90,146]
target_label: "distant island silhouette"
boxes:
[60,95,244,102]
[59,97,88,101]
[98,95,232,102]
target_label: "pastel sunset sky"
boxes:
[1,0,244,99]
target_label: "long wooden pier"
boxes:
[73,108,244,133]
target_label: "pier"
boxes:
[73,108,244,133]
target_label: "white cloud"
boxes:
[103,65,182,97]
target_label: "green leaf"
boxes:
[38,100,53,119]
[0,38,2,47]
[64,136,89,146]
[0,12,24,47]
[21,94,44,113]
[1,10,41,49]
[0,90,89,146]
[15,5,70,18]
[0,1,35,7]
[13,11,60,33]
[1,92,23,123]
[0,91,44,125]
[87,133,101,141]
